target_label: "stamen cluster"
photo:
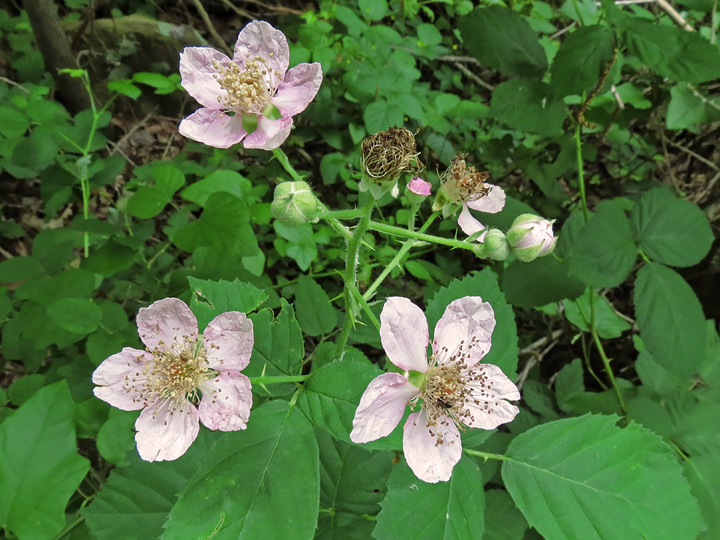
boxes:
[212,57,275,116]
[361,126,424,184]
[440,156,492,203]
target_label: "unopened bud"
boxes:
[482,229,510,261]
[271,181,321,226]
[507,214,557,262]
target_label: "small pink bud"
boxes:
[408,177,432,196]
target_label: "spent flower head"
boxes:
[178,21,322,151]
[350,296,520,483]
[360,126,423,199]
[92,298,254,462]
[433,156,506,241]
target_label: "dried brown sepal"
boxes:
[361,126,424,184]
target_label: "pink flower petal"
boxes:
[458,204,488,240]
[380,297,430,372]
[135,398,200,462]
[350,373,419,444]
[271,62,323,117]
[234,21,289,88]
[179,108,247,149]
[242,115,293,150]
[198,371,253,431]
[92,347,151,411]
[203,312,254,371]
[136,298,198,353]
[432,297,495,368]
[179,47,231,108]
[403,410,462,483]
[466,184,506,214]
[463,364,520,430]
[408,177,432,196]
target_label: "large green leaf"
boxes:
[634,263,706,380]
[626,21,720,84]
[181,170,252,206]
[563,289,631,339]
[163,401,319,540]
[630,187,713,267]
[294,275,338,337]
[550,25,615,96]
[83,431,218,540]
[188,277,268,331]
[569,200,638,288]
[46,298,102,336]
[427,269,518,377]
[684,457,720,539]
[483,489,528,540]
[459,6,547,78]
[127,165,185,219]
[244,300,304,396]
[373,456,485,540]
[489,79,565,136]
[0,382,90,540]
[502,414,703,540]
[501,256,584,308]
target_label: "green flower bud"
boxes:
[507,214,557,262]
[271,181,321,226]
[482,229,510,261]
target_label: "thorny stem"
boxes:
[463,448,508,461]
[575,124,590,223]
[335,196,375,360]
[272,147,303,181]
[363,211,440,301]
[366,220,477,252]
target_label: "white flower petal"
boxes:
[203,312,254,371]
[403,410,462,483]
[380,297,430,372]
[233,21,289,88]
[198,371,253,431]
[466,184,506,214]
[350,373,419,444]
[432,297,495,368]
[136,298,198,352]
[135,398,200,462]
[272,62,323,117]
[242,115,293,150]
[179,46,230,108]
[179,108,247,149]
[463,364,520,430]
[92,347,151,411]
[458,204,487,240]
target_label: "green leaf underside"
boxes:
[163,401,319,540]
[502,414,703,540]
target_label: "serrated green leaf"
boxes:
[426,269,518,377]
[0,256,44,284]
[626,22,720,84]
[569,200,638,288]
[563,289,631,339]
[0,382,90,540]
[374,456,484,540]
[550,25,615,96]
[83,430,218,539]
[274,222,317,271]
[631,187,713,267]
[181,170,252,206]
[501,257,584,308]
[459,6,547,78]
[363,100,404,134]
[483,489,528,540]
[163,401,319,540]
[699,321,720,387]
[667,84,720,130]
[502,414,703,540]
[634,263,706,381]
[294,276,338,336]
[127,165,185,219]
[489,78,565,135]
[297,348,382,442]
[47,297,102,335]
[188,277,268,331]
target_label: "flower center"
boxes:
[213,56,276,116]
[441,157,492,203]
[419,338,501,445]
[126,333,215,407]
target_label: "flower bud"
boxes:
[507,214,557,262]
[271,181,321,226]
[481,229,510,261]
